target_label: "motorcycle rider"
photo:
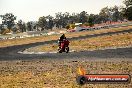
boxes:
[58,34,70,53]
[58,34,66,47]
[59,34,66,41]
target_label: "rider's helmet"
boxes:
[62,34,65,38]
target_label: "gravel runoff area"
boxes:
[0,59,132,88]
[0,28,132,87]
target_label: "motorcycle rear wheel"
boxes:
[58,48,62,53]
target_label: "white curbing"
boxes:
[18,50,75,54]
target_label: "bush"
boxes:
[89,23,94,27]
[66,24,76,29]
[83,23,89,26]
[15,30,21,33]
[65,25,70,29]
[1,28,12,35]
[70,24,76,29]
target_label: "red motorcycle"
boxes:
[58,39,70,53]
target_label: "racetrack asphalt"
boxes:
[0,29,132,61]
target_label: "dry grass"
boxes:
[0,26,132,48]
[0,59,132,88]
[26,32,132,52]
[65,26,132,38]
[0,34,60,48]
[70,32,132,51]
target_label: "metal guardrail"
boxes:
[0,31,48,40]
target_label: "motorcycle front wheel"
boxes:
[58,47,62,53]
[65,47,69,53]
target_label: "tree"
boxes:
[125,6,132,20]
[22,22,26,32]
[123,0,132,20]
[117,6,125,21]
[17,20,24,32]
[88,14,95,27]
[69,13,80,23]
[99,6,123,22]
[27,22,32,31]
[93,14,102,24]
[38,16,47,31]
[18,20,26,32]
[124,0,132,7]
[0,24,2,31]
[46,15,54,30]
[99,7,109,22]
[48,19,54,30]
[0,13,16,30]
[55,12,63,29]
[79,11,88,23]
[112,6,120,21]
